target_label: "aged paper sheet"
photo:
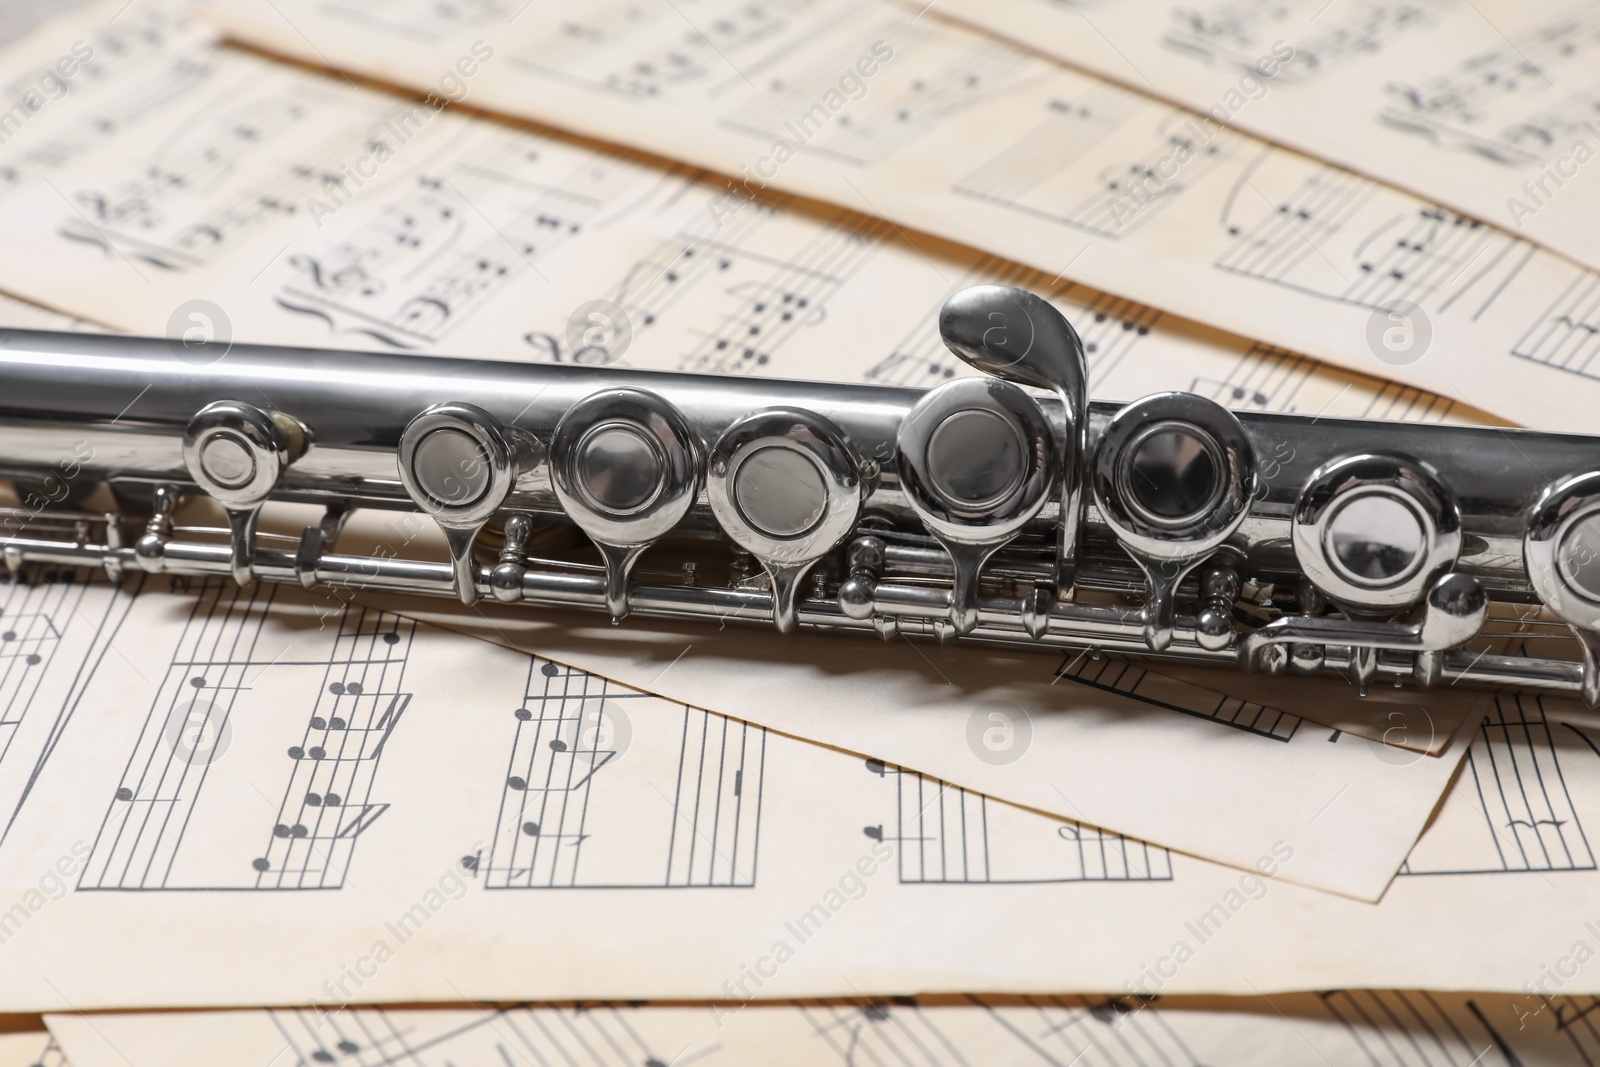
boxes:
[0,1032,61,1067]
[193,0,1600,432]
[0,574,1584,1007]
[0,296,96,334]
[0,3,1481,428]
[938,0,1600,280]
[45,993,1600,1067]
[373,591,1474,902]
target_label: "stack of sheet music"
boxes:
[0,0,1596,1062]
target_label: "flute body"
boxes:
[1,287,1595,701]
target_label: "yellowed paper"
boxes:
[0,4,1475,428]
[0,294,97,333]
[0,577,1582,1007]
[938,0,1600,281]
[44,993,1600,1067]
[376,592,1473,901]
[193,0,1600,432]
[0,1032,62,1067]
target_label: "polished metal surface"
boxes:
[550,388,700,620]
[708,408,860,562]
[1526,471,1600,634]
[939,284,1089,583]
[1327,495,1423,585]
[1242,571,1489,691]
[398,403,519,527]
[551,388,700,545]
[199,435,253,488]
[1093,392,1255,563]
[1120,421,1224,527]
[1563,514,1600,601]
[8,283,1600,703]
[182,400,295,509]
[708,408,862,632]
[1091,393,1255,651]
[897,377,1054,536]
[926,409,1025,509]
[736,447,826,537]
[574,424,665,516]
[1292,453,1460,613]
[895,375,1057,635]
[414,429,491,506]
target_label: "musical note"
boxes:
[954,88,1234,238]
[1164,0,1445,85]
[1399,698,1598,876]
[1215,160,1534,316]
[1380,6,1600,166]
[867,761,1173,883]
[77,582,417,891]
[507,2,792,100]
[275,128,627,348]
[57,83,330,270]
[482,659,763,889]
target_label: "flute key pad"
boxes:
[925,408,1026,511]
[1293,452,1459,613]
[183,400,295,509]
[709,408,861,633]
[572,421,666,517]
[411,427,491,508]
[896,378,1057,636]
[709,409,860,561]
[1092,392,1255,651]
[398,402,523,606]
[1527,471,1600,630]
[732,445,828,539]
[897,378,1055,540]
[398,404,517,528]
[552,388,701,620]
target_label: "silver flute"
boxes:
[2,285,1598,701]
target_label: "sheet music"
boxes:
[191,0,1600,432]
[360,590,1474,902]
[0,2,1478,429]
[937,0,1600,285]
[46,991,1600,1067]
[0,573,1589,1007]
